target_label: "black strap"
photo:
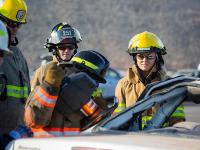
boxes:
[19,71,27,103]
[0,73,7,101]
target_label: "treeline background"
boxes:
[19,0,200,72]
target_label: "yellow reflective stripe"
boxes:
[142,116,152,122]
[171,106,185,117]
[114,108,123,113]
[140,107,185,128]
[142,115,152,129]
[6,85,28,98]
[92,88,102,97]
[142,116,152,126]
[114,102,126,113]
[171,112,185,117]
[163,106,185,127]
[118,103,126,107]
[71,57,98,70]
[176,106,184,111]
[57,25,64,31]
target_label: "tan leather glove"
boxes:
[44,62,65,88]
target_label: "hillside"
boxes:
[18,0,200,71]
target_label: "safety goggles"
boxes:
[56,44,76,51]
[136,53,156,61]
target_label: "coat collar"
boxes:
[126,64,168,84]
[127,65,140,84]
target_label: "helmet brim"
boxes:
[128,46,167,55]
[74,63,107,84]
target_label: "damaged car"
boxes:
[6,76,200,150]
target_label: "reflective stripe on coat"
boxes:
[25,81,83,137]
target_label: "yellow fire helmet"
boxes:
[128,31,166,56]
[0,0,27,24]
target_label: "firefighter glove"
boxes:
[44,62,65,88]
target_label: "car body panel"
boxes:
[7,132,200,150]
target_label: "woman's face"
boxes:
[57,44,75,61]
[6,22,22,42]
[136,52,157,72]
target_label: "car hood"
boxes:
[7,132,200,150]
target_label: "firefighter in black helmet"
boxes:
[71,50,109,83]
[24,50,112,137]
[70,50,110,108]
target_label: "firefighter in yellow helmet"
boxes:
[24,50,110,137]
[114,31,185,127]
[0,0,27,42]
[0,0,30,134]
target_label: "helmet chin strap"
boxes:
[10,37,18,46]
